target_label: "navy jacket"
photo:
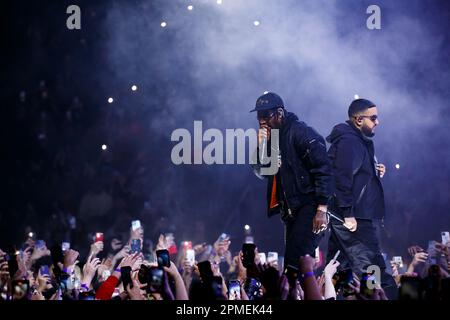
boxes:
[326,121,385,220]
[254,112,333,217]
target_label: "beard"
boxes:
[361,125,375,138]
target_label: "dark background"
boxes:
[0,0,449,258]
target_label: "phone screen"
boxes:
[95,232,104,242]
[156,249,170,268]
[121,266,132,289]
[242,243,256,269]
[198,260,214,281]
[228,280,241,300]
[130,239,141,254]
[40,265,50,276]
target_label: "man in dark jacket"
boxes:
[251,92,333,268]
[326,98,397,298]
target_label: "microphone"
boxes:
[260,136,267,164]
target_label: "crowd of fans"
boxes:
[1,220,449,301]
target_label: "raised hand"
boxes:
[82,254,101,286]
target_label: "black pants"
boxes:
[326,218,398,299]
[283,204,323,268]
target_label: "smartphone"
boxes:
[427,240,437,265]
[399,276,421,300]
[35,240,46,250]
[360,272,376,297]
[12,279,30,299]
[95,232,104,242]
[332,250,341,262]
[156,249,170,268]
[149,267,164,289]
[284,265,299,287]
[442,231,450,245]
[335,269,355,297]
[130,239,141,254]
[244,236,254,244]
[131,220,141,231]
[218,233,229,242]
[258,252,266,264]
[182,241,193,250]
[228,279,241,300]
[242,243,256,268]
[40,265,50,276]
[121,266,132,289]
[267,252,278,266]
[197,260,214,281]
[102,270,111,280]
[79,291,96,300]
[392,256,403,267]
[186,249,195,266]
[7,252,19,278]
[61,242,70,252]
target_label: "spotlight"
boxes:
[28,232,34,238]
[102,144,108,151]
[161,21,167,28]
[244,224,250,231]
[395,163,400,169]
[217,0,223,4]
[354,94,360,100]
[187,5,193,11]
[107,97,114,103]
[253,20,260,27]
[131,85,137,91]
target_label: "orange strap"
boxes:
[270,176,279,209]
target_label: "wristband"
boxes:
[300,271,315,281]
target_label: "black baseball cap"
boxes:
[250,92,285,112]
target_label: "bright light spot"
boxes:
[107,97,114,104]
[253,20,260,26]
[187,5,193,11]
[395,163,400,169]
[15,251,20,255]
[354,94,360,100]
[102,144,108,151]
[244,224,250,231]
[28,232,34,238]
[217,0,223,5]
[263,91,269,94]
[161,21,167,28]
[131,85,137,91]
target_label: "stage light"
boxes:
[253,20,260,27]
[131,85,137,91]
[354,94,360,100]
[28,232,34,238]
[102,144,108,151]
[187,5,193,11]
[108,97,114,103]
[244,224,250,231]
[395,163,400,169]
[161,21,167,28]
[217,0,223,5]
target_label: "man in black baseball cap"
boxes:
[251,92,333,268]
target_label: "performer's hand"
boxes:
[312,208,327,234]
[258,124,270,145]
[376,163,386,178]
[343,217,357,232]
